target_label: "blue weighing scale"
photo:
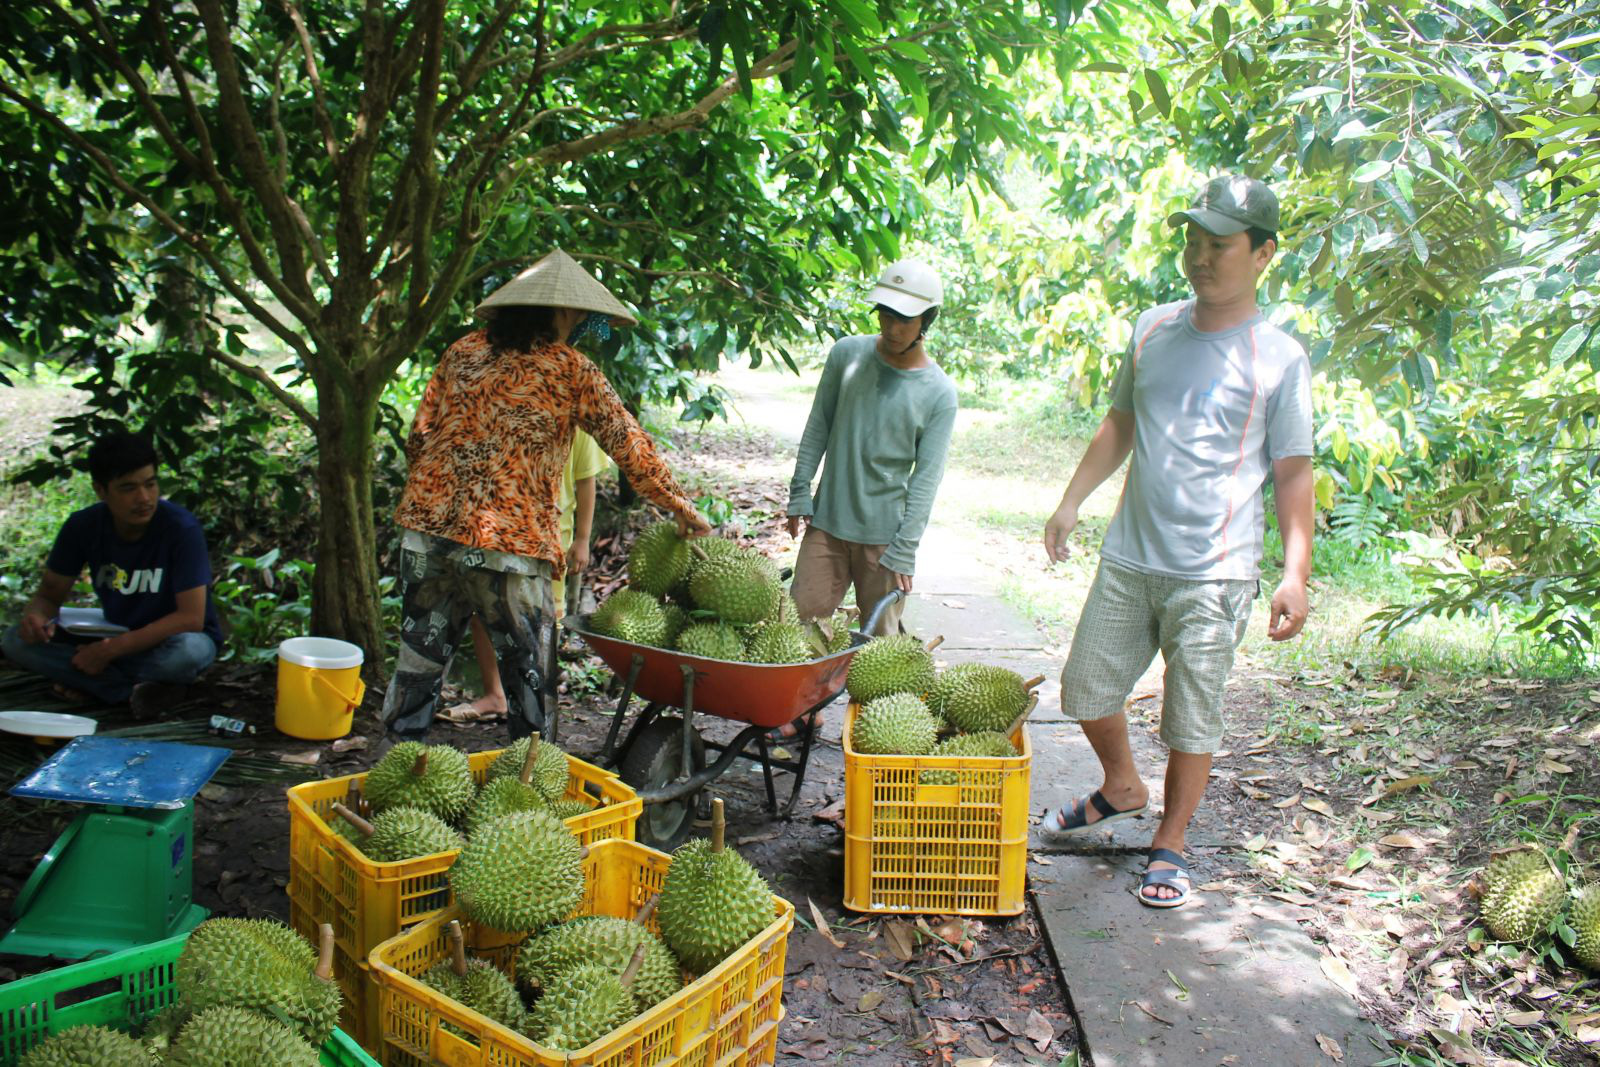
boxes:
[1,736,230,960]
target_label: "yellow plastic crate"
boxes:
[285,747,642,1049]
[842,703,1030,916]
[369,838,793,1067]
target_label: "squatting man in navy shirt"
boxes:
[2,430,223,718]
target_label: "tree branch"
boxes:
[280,0,342,166]
[202,346,318,429]
[0,79,315,367]
[405,0,447,317]
[435,0,524,126]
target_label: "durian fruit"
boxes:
[852,692,940,756]
[661,602,690,647]
[657,799,773,974]
[463,777,550,837]
[487,733,570,802]
[521,946,648,1052]
[921,731,1020,785]
[846,634,936,703]
[746,597,813,665]
[365,742,476,823]
[675,621,748,661]
[551,798,592,821]
[449,809,585,932]
[1481,847,1567,942]
[139,1004,190,1061]
[165,1006,320,1067]
[333,802,465,862]
[516,896,681,1010]
[1573,883,1600,972]
[687,548,779,626]
[627,521,692,597]
[930,663,1042,733]
[20,1025,150,1067]
[591,589,670,646]
[421,920,527,1032]
[176,919,341,1044]
[816,610,855,654]
[671,536,743,602]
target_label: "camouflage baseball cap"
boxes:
[1167,175,1279,236]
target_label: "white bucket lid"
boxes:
[278,636,364,670]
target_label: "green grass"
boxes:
[0,466,95,616]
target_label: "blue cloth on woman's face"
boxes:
[570,312,612,344]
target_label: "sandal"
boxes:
[1139,847,1192,909]
[1042,790,1147,836]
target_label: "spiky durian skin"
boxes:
[449,810,584,933]
[423,959,526,1031]
[550,798,592,821]
[627,522,692,597]
[175,918,341,1044]
[657,838,773,975]
[746,621,812,664]
[846,634,935,703]
[1573,883,1600,972]
[852,693,939,756]
[139,1004,189,1061]
[20,1025,151,1067]
[365,805,466,862]
[672,537,743,602]
[688,555,778,626]
[464,778,550,837]
[929,663,1028,733]
[920,731,1020,785]
[521,962,631,1051]
[1482,850,1566,942]
[591,589,670,646]
[675,621,748,661]
[486,736,570,801]
[661,603,690,647]
[365,741,476,822]
[823,611,854,654]
[517,916,682,1010]
[165,1006,320,1067]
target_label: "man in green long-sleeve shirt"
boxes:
[785,259,959,645]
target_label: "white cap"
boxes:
[865,258,943,317]
[475,248,637,325]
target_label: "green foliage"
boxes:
[212,549,402,663]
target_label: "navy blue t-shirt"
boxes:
[45,499,223,646]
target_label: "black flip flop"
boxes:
[1138,847,1192,909]
[1042,790,1148,836]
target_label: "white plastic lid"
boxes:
[278,636,364,670]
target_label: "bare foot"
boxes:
[470,693,507,716]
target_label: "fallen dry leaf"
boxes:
[1380,831,1428,849]
[1383,774,1432,796]
[857,991,883,1012]
[1024,1009,1054,1052]
[954,1060,994,1067]
[1502,1010,1542,1026]
[280,749,322,766]
[807,898,844,949]
[884,919,915,962]
[1303,798,1335,817]
[1320,953,1359,997]
[1132,1000,1173,1025]
[1316,1032,1344,1060]
[1274,792,1303,809]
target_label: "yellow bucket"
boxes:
[275,636,366,740]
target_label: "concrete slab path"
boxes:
[714,361,1388,1066]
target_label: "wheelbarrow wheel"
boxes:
[618,717,706,851]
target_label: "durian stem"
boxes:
[634,893,661,926]
[711,796,726,853]
[447,920,468,977]
[331,802,375,838]
[519,733,542,787]
[316,924,335,981]
[411,751,428,778]
[1022,675,1046,692]
[343,781,366,819]
[1005,694,1040,738]
[924,635,945,653]
[690,542,710,561]
[620,944,648,988]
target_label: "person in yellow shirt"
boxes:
[456,431,610,717]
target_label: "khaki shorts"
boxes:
[1059,560,1255,754]
[789,525,905,636]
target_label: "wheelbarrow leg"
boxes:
[597,653,645,766]
[678,664,696,797]
[779,694,832,819]
[754,732,779,814]
[543,612,562,745]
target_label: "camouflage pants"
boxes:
[380,543,554,741]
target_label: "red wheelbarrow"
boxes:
[563,592,901,848]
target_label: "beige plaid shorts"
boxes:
[1059,560,1255,754]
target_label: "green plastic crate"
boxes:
[0,930,377,1067]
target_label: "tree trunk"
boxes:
[310,373,386,658]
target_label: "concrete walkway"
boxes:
[716,360,1387,1067]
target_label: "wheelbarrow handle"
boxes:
[860,589,905,636]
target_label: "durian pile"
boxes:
[19,918,341,1067]
[844,635,1041,777]
[1479,844,1600,971]
[588,522,853,664]
[414,797,774,1052]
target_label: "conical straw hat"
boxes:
[475,248,637,325]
